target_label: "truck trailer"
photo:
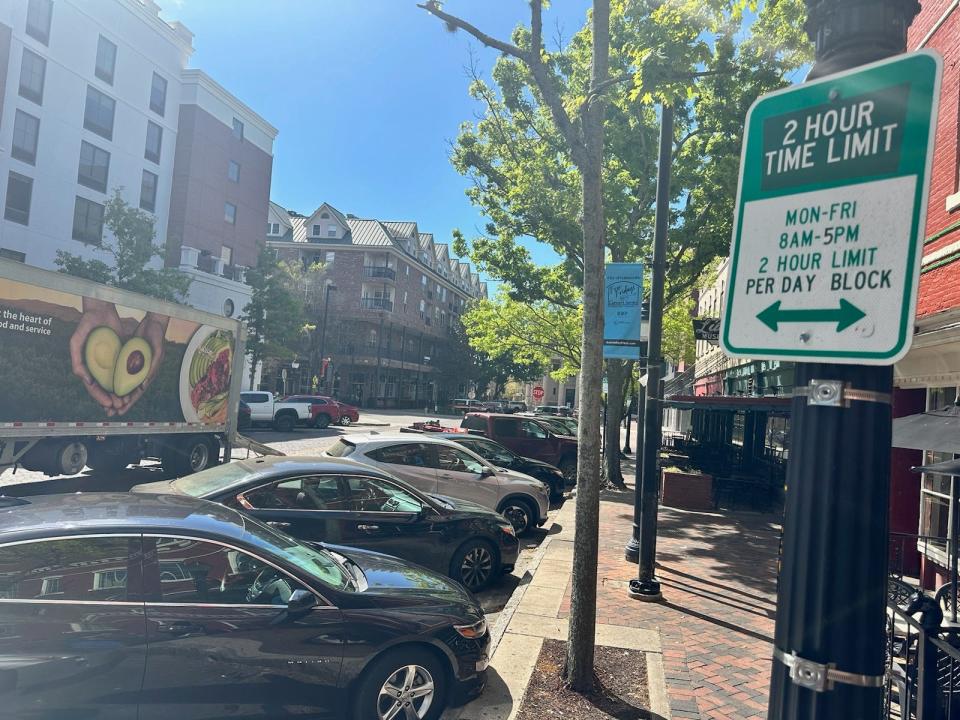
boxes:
[0,259,254,477]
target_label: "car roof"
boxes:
[221,454,394,479]
[0,492,254,544]
[337,432,473,449]
[463,412,529,419]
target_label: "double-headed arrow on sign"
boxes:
[756,299,866,332]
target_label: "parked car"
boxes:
[284,395,361,428]
[0,492,489,720]
[431,432,568,500]
[451,398,484,414]
[534,405,574,417]
[238,400,252,429]
[460,413,578,482]
[239,390,313,431]
[535,416,577,437]
[133,455,519,591]
[326,434,550,535]
[506,401,528,413]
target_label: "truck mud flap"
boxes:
[232,433,285,458]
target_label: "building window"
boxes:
[228,160,240,183]
[224,202,236,224]
[139,170,158,213]
[312,224,321,236]
[19,49,45,105]
[84,86,115,140]
[221,245,233,265]
[405,265,410,276]
[232,118,244,140]
[144,121,162,164]
[11,110,40,165]
[149,72,167,116]
[327,223,337,237]
[25,0,53,44]
[320,212,330,219]
[95,35,117,84]
[72,196,104,245]
[325,251,335,264]
[268,222,280,235]
[77,141,110,193]
[421,274,427,286]
[0,248,26,262]
[4,172,33,225]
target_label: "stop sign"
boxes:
[532,386,545,400]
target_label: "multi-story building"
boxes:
[266,201,488,408]
[0,0,276,319]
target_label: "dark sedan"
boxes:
[133,455,519,591]
[435,432,568,500]
[0,492,488,719]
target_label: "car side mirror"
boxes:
[287,589,317,616]
[480,467,495,478]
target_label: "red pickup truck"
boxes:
[284,395,360,428]
[460,412,578,481]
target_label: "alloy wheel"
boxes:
[341,416,353,426]
[502,503,531,534]
[460,545,494,589]
[377,664,435,720]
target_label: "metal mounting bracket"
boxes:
[773,648,886,692]
[793,379,892,408]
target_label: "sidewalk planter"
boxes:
[660,468,714,511]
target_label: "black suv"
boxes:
[461,413,578,482]
[0,493,489,719]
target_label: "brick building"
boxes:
[266,201,487,408]
[889,2,960,583]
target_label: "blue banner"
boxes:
[603,263,645,360]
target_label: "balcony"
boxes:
[364,266,396,280]
[361,297,394,311]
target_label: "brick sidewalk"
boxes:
[558,489,782,720]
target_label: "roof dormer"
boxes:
[305,202,348,241]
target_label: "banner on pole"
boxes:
[603,263,645,359]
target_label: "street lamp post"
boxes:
[766,1,921,717]
[316,284,336,393]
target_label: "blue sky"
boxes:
[163,0,594,275]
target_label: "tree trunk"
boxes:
[603,359,631,487]
[565,0,610,692]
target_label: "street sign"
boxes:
[693,317,721,345]
[721,51,941,364]
[604,263,646,359]
[532,386,545,400]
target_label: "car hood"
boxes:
[496,467,549,490]
[430,494,508,521]
[324,544,476,607]
[518,456,562,473]
[131,479,181,495]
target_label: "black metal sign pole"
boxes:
[768,0,920,716]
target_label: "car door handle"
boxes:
[357,524,380,532]
[159,621,204,636]
[267,521,291,529]
[439,474,454,479]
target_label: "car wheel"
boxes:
[559,458,577,485]
[498,498,534,535]
[161,437,213,476]
[313,413,332,429]
[273,413,296,432]
[340,415,353,426]
[450,539,499,592]
[355,647,447,720]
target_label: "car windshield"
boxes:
[464,439,515,465]
[326,439,356,457]
[243,517,357,592]
[172,462,259,497]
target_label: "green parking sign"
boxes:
[721,51,941,364]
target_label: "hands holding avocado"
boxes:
[70,298,168,416]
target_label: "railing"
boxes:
[361,297,393,311]
[364,266,396,280]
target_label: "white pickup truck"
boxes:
[240,391,313,432]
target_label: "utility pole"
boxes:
[767,0,923,717]
[628,105,673,595]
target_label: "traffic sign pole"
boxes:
[762,1,929,718]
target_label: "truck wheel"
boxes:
[273,412,296,432]
[313,413,331,429]
[49,441,88,476]
[161,437,213,476]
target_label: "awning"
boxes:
[911,458,960,475]
[892,405,960,453]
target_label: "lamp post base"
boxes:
[624,538,640,563]
[628,578,662,601]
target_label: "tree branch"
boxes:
[417,2,525,60]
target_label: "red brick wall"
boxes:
[909,1,960,317]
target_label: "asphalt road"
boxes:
[0,408,565,619]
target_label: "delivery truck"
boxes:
[0,259,259,477]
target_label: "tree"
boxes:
[661,295,696,366]
[420,0,611,690]
[56,190,191,302]
[241,248,309,389]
